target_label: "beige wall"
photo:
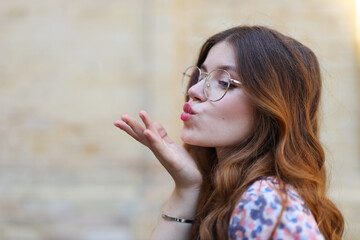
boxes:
[0,0,359,239]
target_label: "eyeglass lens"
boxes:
[182,66,230,101]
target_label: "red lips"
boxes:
[181,102,195,121]
[183,102,195,114]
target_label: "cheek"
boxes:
[214,97,256,144]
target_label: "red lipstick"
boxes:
[181,112,193,121]
[181,103,195,121]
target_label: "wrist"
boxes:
[161,186,201,220]
[173,185,201,202]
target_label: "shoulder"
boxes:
[229,177,324,240]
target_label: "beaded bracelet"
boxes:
[161,212,197,224]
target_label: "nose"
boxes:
[188,78,207,102]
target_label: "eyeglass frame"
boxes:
[182,65,242,102]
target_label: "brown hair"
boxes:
[185,26,344,240]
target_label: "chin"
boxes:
[181,128,223,147]
[180,133,214,147]
[180,132,194,145]
[181,133,199,146]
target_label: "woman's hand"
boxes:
[115,111,201,239]
[114,110,202,190]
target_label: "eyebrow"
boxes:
[200,64,237,72]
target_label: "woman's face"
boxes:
[180,41,256,148]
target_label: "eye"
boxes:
[228,84,236,89]
[217,80,229,89]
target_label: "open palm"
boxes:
[114,111,202,189]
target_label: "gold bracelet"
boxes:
[161,212,197,224]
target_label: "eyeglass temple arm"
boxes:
[230,79,242,86]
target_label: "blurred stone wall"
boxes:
[0,0,359,239]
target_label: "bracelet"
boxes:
[161,212,197,224]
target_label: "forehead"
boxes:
[202,41,236,71]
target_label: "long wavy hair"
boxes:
[184,26,344,240]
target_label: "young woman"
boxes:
[114,26,344,240]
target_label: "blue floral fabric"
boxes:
[229,177,325,240]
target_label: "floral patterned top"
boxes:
[229,177,324,240]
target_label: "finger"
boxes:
[143,129,164,156]
[153,122,167,138]
[139,110,158,134]
[154,122,174,144]
[143,129,172,164]
[144,130,182,173]
[121,114,146,139]
[114,120,144,144]
[143,128,159,144]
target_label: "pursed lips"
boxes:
[181,102,195,121]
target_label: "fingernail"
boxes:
[121,114,127,121]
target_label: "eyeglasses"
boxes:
[181,65,242,102]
